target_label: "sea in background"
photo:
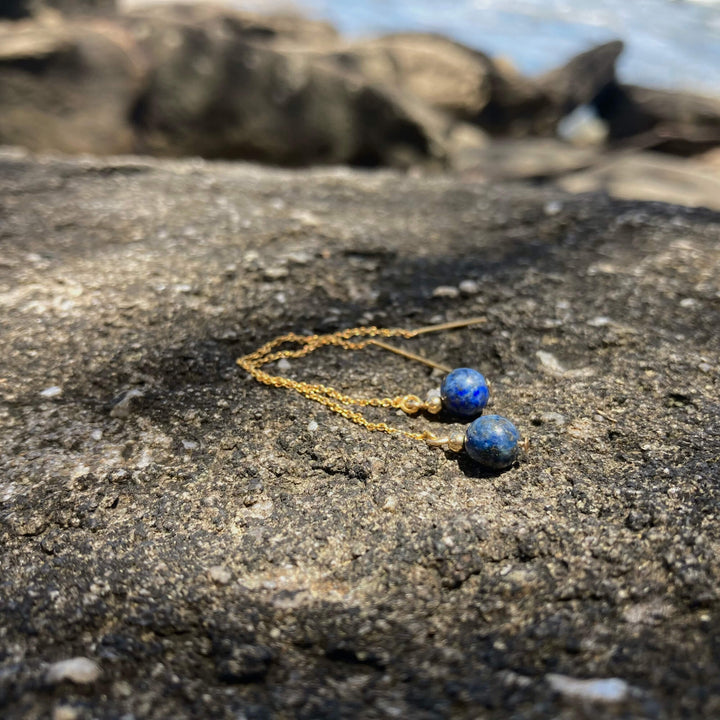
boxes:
[206,0,720,95]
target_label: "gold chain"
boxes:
[237,319,486,446]
[237,326,427,441]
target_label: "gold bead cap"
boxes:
[399,394,443,416]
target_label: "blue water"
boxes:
[237,0,720,95]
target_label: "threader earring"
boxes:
[237,318,527,470]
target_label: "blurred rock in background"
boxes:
[121,4,449,166]
[596,82,720,155]
[0,20,145,155]
[0,1,718,208]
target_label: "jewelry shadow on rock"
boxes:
[453,451,520,479]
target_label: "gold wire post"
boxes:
[411,316,487,336]
[368,340,452,373]
[368,316,486,373]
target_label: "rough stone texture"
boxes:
[1,150,719,720]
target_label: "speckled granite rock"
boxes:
[1,150,719,720]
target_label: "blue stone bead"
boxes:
[440,368,489,419]
[465,415,520,469]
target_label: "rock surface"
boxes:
[457,139,720,211]
[327,33,495,121]
[0,20,147,155]
[477,40,624,137]
[596,82,720,154]
[122,5,446,166]
[556,150,720,211]
[1,2,719,187]
[1,151,720,719]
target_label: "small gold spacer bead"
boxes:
[400,395,423,414]
[425,396,443,414]
[448,431,465,453]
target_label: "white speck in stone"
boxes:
[432,285,460,299]
[53,705,80,720]
[679,297,697,308]
[113,680,133,698]
[541,411,566,425]
[425,387,441,402]
[1,482,17,502]
[72,464,91,479]
[274,292,287,304]
[110,388,144,418]
[136,448,152,470]
[90,429,103,441]
[182,439,198,450]
[286,251,311,265]
[459,279,480,295]
[307,420,318,432]
[544,200,563,216]
[263,266,289,280]
[289,209,320,226]
[698,362,712,374]
[375,700,404,718]
[546,674,630,703]
[46,658,101,685]
[277,358,291,371]
[587,316,612,327]
[40,386,62,398]
[536,350,566,374]
[207,565,232,585]
[174,283,192,294]
[382,495,398,513]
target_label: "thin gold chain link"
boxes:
[237,326,437,442]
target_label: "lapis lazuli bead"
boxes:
[440,368,489,419]
[465,415,520,469]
